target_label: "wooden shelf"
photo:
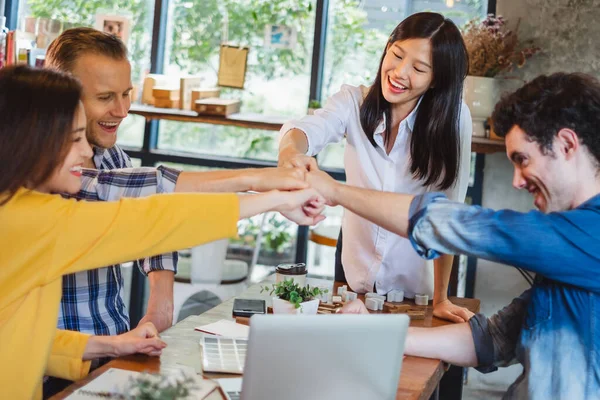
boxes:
[129,104,288,131]
[129,104,506,154]
[471,137,506,154]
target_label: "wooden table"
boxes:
[53,277,480,400]
[129,104,505,154]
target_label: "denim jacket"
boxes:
[408,193,600,399]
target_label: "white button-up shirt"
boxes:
[281,84,472,297]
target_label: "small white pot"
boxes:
[272,297,320,315]
[463,75,499,120]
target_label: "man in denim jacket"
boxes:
[308,72,600,399]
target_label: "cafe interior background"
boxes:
[1,0,598,397]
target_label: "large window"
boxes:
[157,0,318,161]
[323,0,487,99]
[17,0,155,148]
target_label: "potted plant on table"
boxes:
[461,15,541,124]
[261,279,328,315]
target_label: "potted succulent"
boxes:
[461,15,541,122]
[261,279,327,315]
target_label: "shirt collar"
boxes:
[374,96,423,136]
[92,146,106,169]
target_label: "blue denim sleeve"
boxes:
[469,289,531,372]
[408,193,600,293]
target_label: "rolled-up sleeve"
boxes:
[46,330,92,381]
[279,85,353,156]
[469,290,531,372]
[407,193,600,292]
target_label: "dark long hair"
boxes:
[359,12,469,190]
[0,65,82,204]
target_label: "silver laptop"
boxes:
[239,314,409,400]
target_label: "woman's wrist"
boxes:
[83,335,118,361]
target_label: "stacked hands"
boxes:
[256,153,340,227]
[275,153,474,323]
[118,156,469,355]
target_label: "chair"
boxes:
[172,213,268,323]
[306,206,343,279]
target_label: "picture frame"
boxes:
[94,13,131,46]
[264,24,297,50]
[217,44,249,89]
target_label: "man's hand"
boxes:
[306,169,341,206]
[250,167,308,192]
[276,188,326,226]
[433,299,474,323]
[339,299,370,314]
[114,322,167,357]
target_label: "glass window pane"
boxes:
[158,121,279,161]
[117,114,146,148]
[165,0,317,117]
[323,0,487,99]
[18,0,155,149]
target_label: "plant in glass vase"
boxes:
[461,14,541,124]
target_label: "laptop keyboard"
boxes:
[227,391,241,400]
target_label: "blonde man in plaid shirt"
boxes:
[44,28,308,369]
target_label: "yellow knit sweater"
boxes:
[0,188,239,399]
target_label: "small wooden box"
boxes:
[195,98,241,116]
[153,87,180,100]
[179,76,204,110]
[191,88,221,109]
[154,98,180,109]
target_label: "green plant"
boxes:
[308,99,321,109]
[122,372,198,399]
[261,279,328,309]
[232,214,294,254]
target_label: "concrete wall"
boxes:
[466,0,600,394]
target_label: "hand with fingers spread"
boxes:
[433,299,475,323]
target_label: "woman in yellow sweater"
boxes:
[0,65,325,399]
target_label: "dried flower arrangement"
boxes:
[462,14,541,77]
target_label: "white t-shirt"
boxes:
[281,84,472,297]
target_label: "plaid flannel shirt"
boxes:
[57,145,181,336]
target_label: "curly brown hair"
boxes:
[492,73,600,166]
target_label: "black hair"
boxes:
[360,12,469,190]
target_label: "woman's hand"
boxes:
[433,299,474,323]
[279,153,319,172]
[339,299,370,314]
[306,169,341,206]
[112,322,167,357]
[276,188,327,226]
[83,322,167,361]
